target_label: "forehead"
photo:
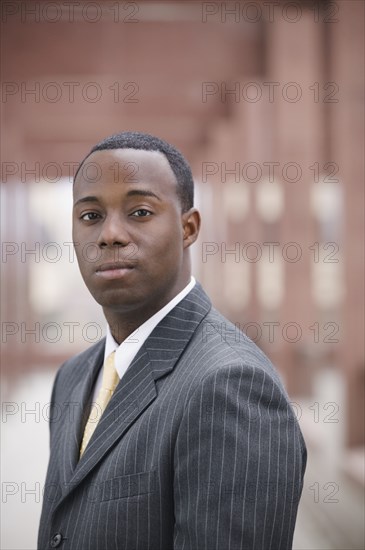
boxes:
[73,148,177,195]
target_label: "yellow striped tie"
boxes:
[80,351,119,457]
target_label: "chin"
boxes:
[92,288,141,310]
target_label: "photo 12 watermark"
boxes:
[1,1,140,24]
[201,241,340,264]
[201,81,339,104]
[1,80,140,104]
[200,161,340,184]
[200,319,340,345]
[201,2,340,24]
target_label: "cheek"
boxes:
[73,227,100,269]
[72,226,83,258]
[74,245,86,275]
[147,223,182,257]
[73,241,92,276]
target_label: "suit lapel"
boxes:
[55,282,211,508]
[59,339,105,487]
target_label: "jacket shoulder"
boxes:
[192,307,285,389]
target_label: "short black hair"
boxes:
[74,131,194,212]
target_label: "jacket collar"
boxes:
[55,281,211,508]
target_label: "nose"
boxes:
[97,213,130,248]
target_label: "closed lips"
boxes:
[96,262,135,272]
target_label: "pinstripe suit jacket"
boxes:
[38,282,306,550]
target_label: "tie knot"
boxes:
[102,351,119,392]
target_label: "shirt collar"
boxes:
[104,276,196,378]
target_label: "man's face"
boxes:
[72,148,198,315]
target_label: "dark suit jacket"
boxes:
[38,282,306,550]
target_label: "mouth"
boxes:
[95,261,136,280]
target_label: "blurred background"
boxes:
[1,0,364,548]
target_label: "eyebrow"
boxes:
[74,189,162,207]
[126,189,162,201]
[74,195,99,207]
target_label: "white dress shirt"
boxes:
[91,276,196,402]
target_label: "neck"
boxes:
[105,308,158,344]
[103,274,192,344]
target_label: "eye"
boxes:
[131,209,152,217]
[80,212,101,221]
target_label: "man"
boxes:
[38,131,306,550]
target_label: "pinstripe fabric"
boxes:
[38,282,306,550]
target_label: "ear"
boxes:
[182,208,201,249]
